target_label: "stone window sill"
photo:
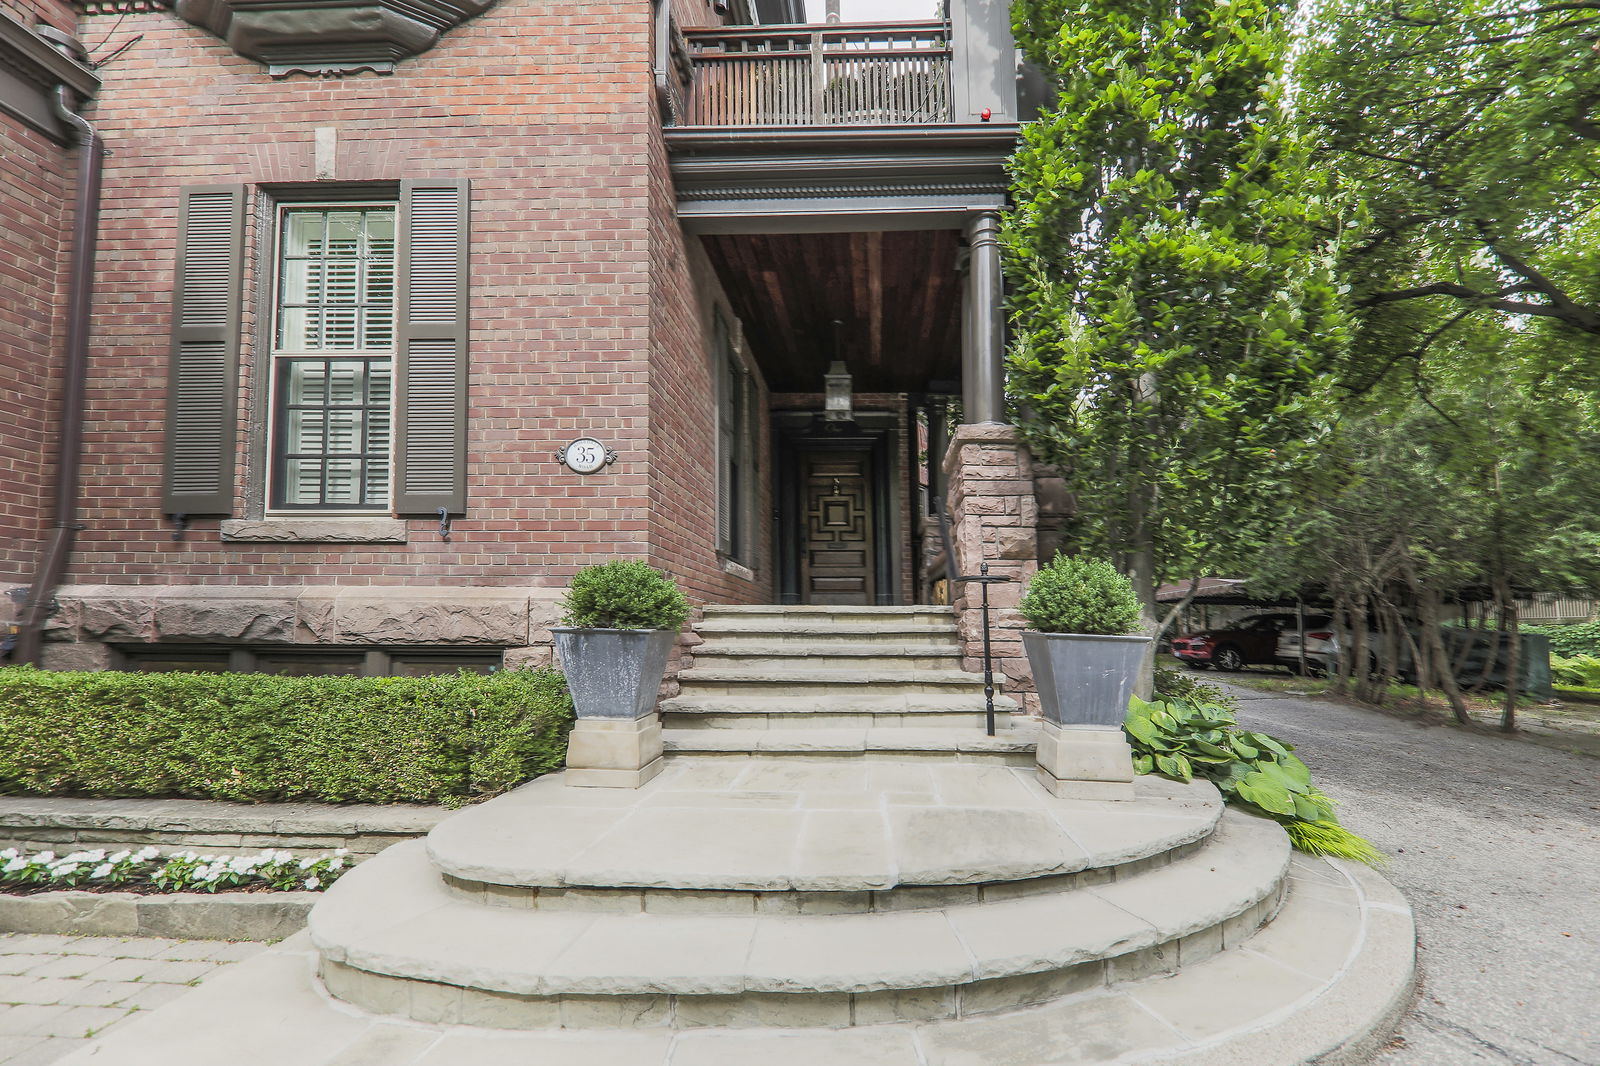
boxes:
[219,519,409,544]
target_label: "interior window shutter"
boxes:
[395,178,469,515]
[161,185,244,516]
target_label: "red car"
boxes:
[1171,613,1328,672]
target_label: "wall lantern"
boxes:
[824,360,853,422]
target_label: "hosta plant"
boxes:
[1124,696,1383,865]
[0,846,351,894]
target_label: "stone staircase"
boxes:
[663,604,1038,762]
[56,606,1417,1066]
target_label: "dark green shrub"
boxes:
[1019,556,1141,635]
[562,560,690,631]
[0,666,572,806]
[1522,621,1600,658]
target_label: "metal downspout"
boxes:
[12,80,103,666]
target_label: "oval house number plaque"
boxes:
[558,438,617,475]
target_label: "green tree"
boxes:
[1005,0,1350,639]
[1301,0,1600,363]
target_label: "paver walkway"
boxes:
[0,933,264,1066]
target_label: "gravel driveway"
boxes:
[1218,681,1600,1066]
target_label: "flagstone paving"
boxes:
[0,933,263,1066]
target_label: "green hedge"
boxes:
[0,666,573,806]
[1523,621,1600,658]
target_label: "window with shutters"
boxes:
[267,204,397,511]
[162,181,469,520]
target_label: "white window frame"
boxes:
[264,200,398,516]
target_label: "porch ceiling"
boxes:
[701,230,965,394]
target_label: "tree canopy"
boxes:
[1005,0,1349,629]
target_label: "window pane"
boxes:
[286,410,325,453]
[283,212,324,257]
[278,307,315,352]
[324,409,363,454]
[323,458,361,504]
[280,260,321,305]
[327,361,365,404]
[287,361,327,405]
[325,212,363,256]
[283,457,324,505]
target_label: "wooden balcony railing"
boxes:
[679,21,953,127]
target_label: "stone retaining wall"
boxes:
[0,796,447,859]
[0,890,316,941]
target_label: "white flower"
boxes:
[328,858,345,870]
[36,851,55,864]
[297,857,316,870]
[91,863,114,879]
[54,863,79,877]
[334,848,349,856]
[201,870,220,882]
[2,857,27,874]
[109,851,131,864]
[304,876,321,890]
[137,846,160,860]
[0,848,17,860]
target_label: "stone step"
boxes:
[693,621,962,646]
[56,856,1415,1066]
[661,726,1037,765]
[310,809,1288,1026]
[677,666,989,686]
[700,605,955,628]
[689,644,965,672]
[663,697,1002,729]
[424,762,1220,898]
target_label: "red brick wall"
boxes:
[646,123,773,603]
[0,112,70,584]
[3,0,75,33]
[59,0,672,590]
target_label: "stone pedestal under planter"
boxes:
[1023,631,1149,799]
[553,627,676,789]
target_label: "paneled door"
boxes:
[800,448,876,605]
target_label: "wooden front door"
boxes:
[800,448,876,605]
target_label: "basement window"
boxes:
[116,645,502,677]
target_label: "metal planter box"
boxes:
[1022,631,1151,728]
[552,627,677,721]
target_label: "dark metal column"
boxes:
[962,210,1005,424]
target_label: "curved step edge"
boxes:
[309,811,1288,1023]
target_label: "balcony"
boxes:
[673,21,953,128]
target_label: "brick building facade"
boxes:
[1,0,1046,696]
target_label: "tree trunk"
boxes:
[1419,586,1472,724]
[1496,576,1520,732]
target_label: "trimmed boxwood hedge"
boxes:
[0,665,573,806]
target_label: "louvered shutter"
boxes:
[394,178,469,515]
[162,186,244,516]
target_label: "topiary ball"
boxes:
[1019,555,1141,635]
[561,560,690,631]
